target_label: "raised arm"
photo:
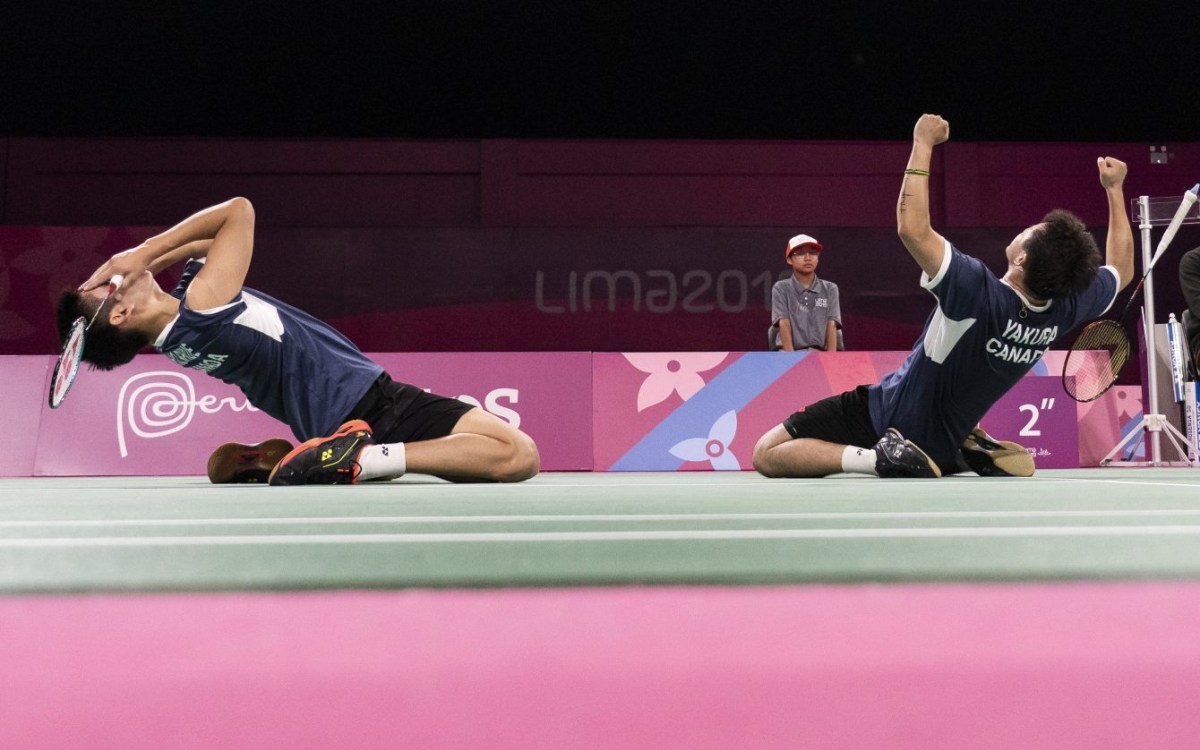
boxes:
[79,198,255,309]
[146,240,213,275]
[897,114,950,277]
[1098,157,1134,291]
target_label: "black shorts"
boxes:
[782,385,880,449]
[345,373,474,444]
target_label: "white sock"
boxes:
[841,446,878,475]
[356,443,407,481]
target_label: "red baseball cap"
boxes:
[785,234,823,261]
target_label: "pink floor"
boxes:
[3,583,1199,749]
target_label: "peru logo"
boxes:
[116,371,258,457]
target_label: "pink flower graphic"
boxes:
[668,410,741,470]
[623,352,727,412]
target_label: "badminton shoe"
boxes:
[207,438,294,484]
[873,428,942,479]
[268,420,375,486]
[960,427,1035,477]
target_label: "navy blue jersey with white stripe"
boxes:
[867,241,1119,469]
[154,259,383,441]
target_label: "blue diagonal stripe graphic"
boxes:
[611,352,808,470]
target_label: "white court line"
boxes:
[12,475,1200,491]
[7,508,1200,528]
[453,472,1200,484]
[1035,477,1200,489]
[4,525,1200,548]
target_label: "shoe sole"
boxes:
[207,438,294,484]
[267,420,372,485]
[963,431,1035,477]
[877,428,942,479]
[904,437,942,478]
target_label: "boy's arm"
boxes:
[1098,157,1134,291]
[897,114,950,278]
[80,198,255,308]
[778,319,795,351]
[826,284,842,351]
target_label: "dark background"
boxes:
[0,2,1192,141]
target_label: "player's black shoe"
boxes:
[873,428,942,478]
[268,420,374,486]
[960,427,1035,477]
[207,438,294,484]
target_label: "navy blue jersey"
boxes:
[154,259,383,441]
[868,241,1119,469]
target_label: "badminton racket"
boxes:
[48,275,123,409]
[1063,184,1199,402]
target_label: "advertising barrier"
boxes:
[24,352,592,477]
[2,351,1135,477]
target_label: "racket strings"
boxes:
[1062,320,1131,401]
[50,276,122,409]
[49,318,88,408]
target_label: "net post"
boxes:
[1139,195,1164,463]
[1102,193,1199,466]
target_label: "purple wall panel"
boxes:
[513,140,915,174]
[3,139,481,226]
[971,141,1200,226]
[0,224,1060,356]
[6,137,1200,229]
[19,174,479,227]
[5,224,1197,357]
[511,175,903,227]
[508,140,915,226]
[5,137,1200,356]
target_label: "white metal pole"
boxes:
[1139,195,1163,463]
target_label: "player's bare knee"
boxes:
[495,434,540,482]
[754,456,785,478]
[752,439,782,478]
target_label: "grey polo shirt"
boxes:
[771,275,841,349]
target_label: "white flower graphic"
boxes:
[668,410,741,470]
[623,352,727,412]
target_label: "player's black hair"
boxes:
[1022,209,1101,300]
[55,289,151,370]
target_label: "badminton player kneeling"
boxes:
[753,114,1135,479]
[57,198,539,485]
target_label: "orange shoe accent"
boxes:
[267,420,374,486]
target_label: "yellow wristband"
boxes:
[904,168,930,176]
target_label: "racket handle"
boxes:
[1151,183,1200,263]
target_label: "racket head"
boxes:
[1062,319,1131,402]
[49,316,87,409]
